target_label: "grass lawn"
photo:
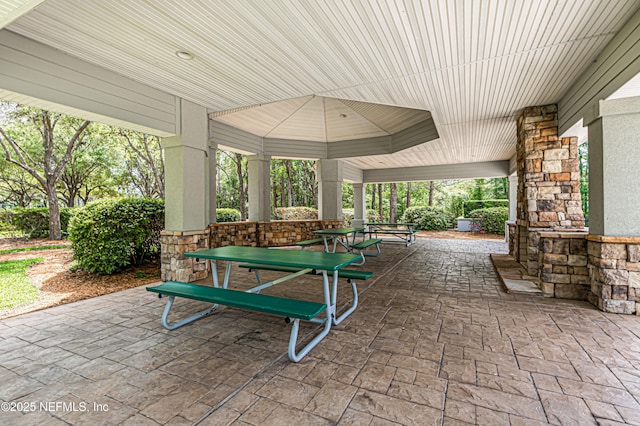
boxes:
[0,245,68,255]
[0,258,42,310]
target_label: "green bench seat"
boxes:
[352,238,383,249]
[349,238,382,265]
[146,280,332,362]
[374,229,413,234]
[146,281,326,321]
[295,237,332,250]
[238,263,374,281]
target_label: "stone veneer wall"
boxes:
[210,222,259,247]
[537,231,589,299]
[587,236,640,314]
[258,220,344,247]
[161,220,344,283]
[515,104,585,277]
[160,230,210,282]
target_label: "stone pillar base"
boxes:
[538,230,589,299]
[587,235,640,314]
[161,229,210,282]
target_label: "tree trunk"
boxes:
[389,182,397,223]
[378,184,383,221]
[428,181,435,206]
[280,175,285,208]
[235,153,246,220]
[46,185,62,240]
[371,184,376,209]
[406,182,411,208]
[217,155,222,208]
[285,161,294,207]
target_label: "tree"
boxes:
[117,131,164,199]
[234,153,247,220]
[0,161,42,207]
[428,181,435,206]
[0,104,91,239]
[406,182,412,209]
[59,132,118,206]
[377,184,383,220]
[389,182,397,222]
[579,142,589,222]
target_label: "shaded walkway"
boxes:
[1,239,640,425]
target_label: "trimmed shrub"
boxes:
[68,198,164,275]
[342,209,382,226]
[0,207,79,238]
[401,206,454,230]
[216,208,241,222]
[469,207,508,235]
[273,207,318,220]
[463,199,508,217]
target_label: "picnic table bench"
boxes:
[147,246,364,362]
[367,222,419,246]
[295,237,333,250]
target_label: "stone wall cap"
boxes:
[161,229,208,236]
[587,234,640,244]
[538,231,588,238]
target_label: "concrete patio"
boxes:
[2,238,640,425]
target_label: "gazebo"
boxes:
[1,0,640,313]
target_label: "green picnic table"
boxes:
[367,222,419,246]
[147,246,365,362]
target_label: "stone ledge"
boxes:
[586,235,640,244]
[491,254,542,296]
[538,230,588,238]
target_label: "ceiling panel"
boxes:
[5,0,640,171]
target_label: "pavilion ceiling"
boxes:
[5,0,640,170]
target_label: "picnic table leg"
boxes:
[287,270,332,362]
[159,296,217,330]
[331,270,358,325]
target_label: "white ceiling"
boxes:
[211,95,431,143]
[4,0,640,170]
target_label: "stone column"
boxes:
[351,183,367,228]
[248,154,271,222]
[317,159,343,221]
[515,105,585,278]
[160,99,210,282]
[584,96,640,314]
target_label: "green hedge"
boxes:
[463,199,508,217]
[342,209,382,226]
[469,207,508,235]
[216,208,241,222]
[401,206,454,230]
[273,207,318,220]
[0,207,78,238]
[68,198,164,275]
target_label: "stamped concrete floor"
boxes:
[2,239,640,425]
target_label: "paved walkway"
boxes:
[1,238,640,425]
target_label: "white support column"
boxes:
[248,154,271,222]
[208,141,217,224]
[161,99,209,231]
[508,174,518,222]
[317,159,343,220]
[584,97,640,236]
[351,183,366,228]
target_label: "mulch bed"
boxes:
[0,238,160,320]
